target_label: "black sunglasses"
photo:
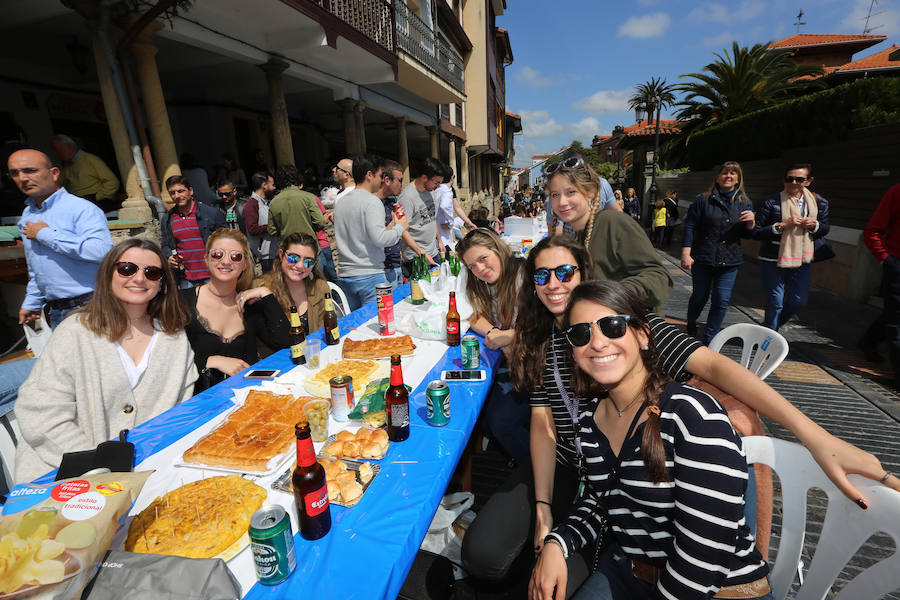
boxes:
[784,176,809,183]
[286,253,316,268]
[335,165,351,176]
[217,189,236,198]
[545,156,584,176]
[533,264,579,286]
[115,261,164,281]
[564,315,632,347]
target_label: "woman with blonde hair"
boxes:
[623,187,641,221]
[15,238,196,482]
[181,228,287,391]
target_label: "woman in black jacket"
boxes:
[681,162,755,343]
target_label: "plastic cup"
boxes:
[302,398,331,443]
[305,339,322,368]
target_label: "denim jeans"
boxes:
[384,267,403,290]
[0,359,34,418]
[338,272,387,311]
[759,261,811,331]
[177,277,208,290]
[480,360,531,463]
[318,246,338,283]
[686,264,740,343]
[47,304,83,329]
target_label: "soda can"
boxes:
[376,282,395,336]
[330,375,354,422]
[426,380,451,426]
[249,506,296,585]
[461,335,480,369]
[392,203,405,219]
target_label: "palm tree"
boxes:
[628,77,677,216]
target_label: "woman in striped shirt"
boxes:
[531,280,772,599]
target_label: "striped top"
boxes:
[548,381,768,599]
[170,203,210,281]
[530,314,702,466]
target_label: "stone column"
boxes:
[396,117,409,183]
[427,126,439,159]
[339,99,358,156]
[447,137,458,181]
[354,102,366,154]
[260,57,295,167]
[129,21,180,206]
[458,143,470,202]
[89,29,142,204]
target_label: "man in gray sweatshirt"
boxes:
[333,154,409,310]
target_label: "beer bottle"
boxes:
[446,291,461,346]
[323,292,340,345]
[409,253,425,306]
[289,306,306,365]
[385,354,410,442]
[419,253,431,282]
[292,422,331,540]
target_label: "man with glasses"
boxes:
[7,149,112,328]
[333,154,409,310]
[332,158,355,206]
[267,164,326,243]
[375,160,406,288]
[397,157,444,278]
[215,178,246,233]
[161,175,226,289]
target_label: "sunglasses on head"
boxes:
[114,261,164,281]
[209,249,244,262]
[545,156,584,176]
[533,264,579,286]
[784,176,809,183]
[564,315,632,347]
[286,253,316,268]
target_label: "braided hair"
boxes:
[544,158,603,246]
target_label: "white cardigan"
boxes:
[14,315,198,483]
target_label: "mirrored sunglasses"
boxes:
[564,315,632,347]
[533,264,579,286]
[287,253,316,268]
[545,156,584,176]
[115,261,164,281]
[209,249,244,262]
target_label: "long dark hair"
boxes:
[564,280,670,483]
[79,238,189,341]
[455,228,521,328]
[510,235,594,392]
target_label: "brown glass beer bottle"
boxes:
[292,422,331,539]
[446,291,461,346]
[385,354,410,441]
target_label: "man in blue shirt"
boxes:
[8,149,112,328]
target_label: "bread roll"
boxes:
[342,440,361,459]
[370,428,389,449]
[336,430,355,442]
[339,479,363,504]
[361,442,383,459]
[359,462,374,484]
[354,428,372,442]
[323,440,343,458]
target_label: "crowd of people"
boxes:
[4,139,900,599]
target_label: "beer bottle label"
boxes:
[389,402,409,428]
[304,483,329,517]
[324,297,334,312]
[291,343,305,359]
[410,281,423,301]
[331,326,340,340]
[447,321,459,335]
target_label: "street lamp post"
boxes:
[648,102,662,224]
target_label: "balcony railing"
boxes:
[395,1,465,93]
[309,0,395,52]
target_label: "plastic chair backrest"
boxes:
[23,317,52,358]
[327,281,351,317]
[0,412,20,495]
[708,323,789,380]
[743,436,900,600]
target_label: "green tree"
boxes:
[540,141,617,183]
[627,77,677,125]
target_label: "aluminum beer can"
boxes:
[330,375,354,421]
[461,335,480,369]
[375,282,395,336]
[249,506,296,585]
[426,380,451,426]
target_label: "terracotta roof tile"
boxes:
[769,33,886,50]
[623,119,679,134]
[835,43,900,72]
[624,123,681,137]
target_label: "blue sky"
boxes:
[498,0,900,168]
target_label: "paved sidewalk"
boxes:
[658,250,900,599]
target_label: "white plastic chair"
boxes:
[743,436,900,600]
[708,323,789,380]
[0,412,20,494]
[326,281,351,317]
[23,316,52,358]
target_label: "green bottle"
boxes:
[420,253,431,282]
[410,252,425,305]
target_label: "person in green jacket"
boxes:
[267,164,326,240]
[544,156,672,313]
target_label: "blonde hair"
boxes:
[710,161,749,201]
[455,229,521,328]
[545,158,602,246]
[205,228,254,291]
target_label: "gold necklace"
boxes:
[609,393,643,418]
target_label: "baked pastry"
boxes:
[304,359,385,398]
[323,441,343,458]
[342,336,416,359]
[321,428,389,460]
[339,479,363,505]
[358,462,374,484]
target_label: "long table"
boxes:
[38,283,500,599]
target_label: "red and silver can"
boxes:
[376,282,395,336]
[392,203,405,219]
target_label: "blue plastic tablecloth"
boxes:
[36,283,500,599]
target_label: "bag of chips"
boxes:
[0,471,151,599]
[348,377,411,427]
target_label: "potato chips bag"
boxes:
[0,471,151,599]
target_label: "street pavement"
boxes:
[658,249,900,599]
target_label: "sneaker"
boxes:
[686,323,698,338]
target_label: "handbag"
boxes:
[812,236,836,263]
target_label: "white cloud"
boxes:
[514,66,558,88]
[687,1,765,23]
[570,117,604,143]
[572,89,632,114]
[617,13,671,39]
[841,0,900,36]
[519,109,565,138]
[703,31,735,47]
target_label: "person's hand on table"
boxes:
[533,503,553,554]
[237,286,272,313]
[529,540,567,600]
[485,328,514,350]
[206,356,250,377]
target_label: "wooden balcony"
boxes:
[395,0,465,93]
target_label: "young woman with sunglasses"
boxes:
[545,157,672,313]
[14,239,195,482]
[531,280,773,600]
[181,228,288,392]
